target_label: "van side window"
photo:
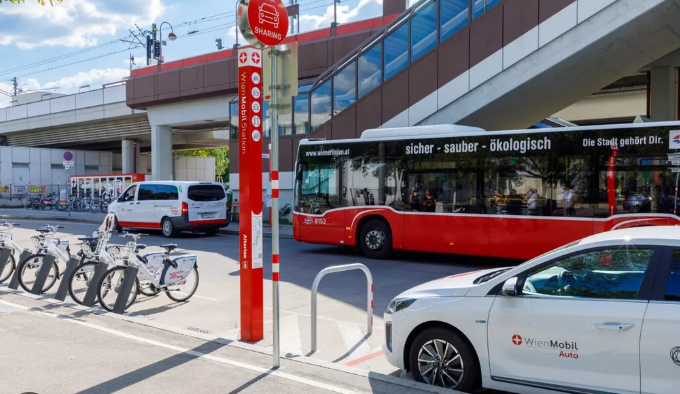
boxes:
[121,185,137,202]
[156,185,179,201]
[138,184,156,201]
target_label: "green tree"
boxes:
[174,148,230,182]
[1,0,62,4]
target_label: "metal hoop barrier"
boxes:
[311,263,373,353]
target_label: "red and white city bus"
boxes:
[293,123,680,260]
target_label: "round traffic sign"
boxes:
[243,0,289,47]
[63,151,74,161]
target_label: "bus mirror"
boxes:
[296,162,308,181]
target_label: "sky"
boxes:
[0,0,391,108]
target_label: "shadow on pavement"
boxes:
[227,370,274,393]
[73,340,228,394]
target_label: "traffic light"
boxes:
[153,40,161,59]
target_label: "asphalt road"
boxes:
[0,219,515,393]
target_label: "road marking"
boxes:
[344,348,383,366]
[0,298,366,394]
[279,314,304,356]
[337,320,371,359]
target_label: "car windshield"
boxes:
[474,268,512,284]
[514,239,583,269]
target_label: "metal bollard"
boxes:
[0,248,12,280]
[31,253,57,295]
[82,263,109,307]
[55,257,80,301]
[8,249,32,290]
[311,263,373,353]
[112,266,139,314]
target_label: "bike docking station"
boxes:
[7,248,32,290]
[237,0,298,368]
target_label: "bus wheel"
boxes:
[359,219,392,259]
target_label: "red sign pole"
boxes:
[238,47,264,342]
[607,142,618,217]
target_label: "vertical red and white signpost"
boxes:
[238,46,264,342]
[237,0,289,353]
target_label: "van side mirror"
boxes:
[502,277,519,297]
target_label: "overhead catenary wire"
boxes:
[8,0,364,84]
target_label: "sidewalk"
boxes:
[0,208,294,239]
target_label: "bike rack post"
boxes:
[82,263,110,307]
[112,266,139,315]
[8,249,32,290]
[31,252,57,295]
[55,257,80,301]
[311,263,373,353]
[0,248,11,279]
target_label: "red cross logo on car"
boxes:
[512,334,523,346]
[239,52,248,64]
[251,52,260,64]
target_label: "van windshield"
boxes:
[187,185,225,202]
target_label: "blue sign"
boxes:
[63,151,74,161]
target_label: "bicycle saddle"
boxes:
[36,228,50,233]
[136,244,147,251]
[160,244,177,252]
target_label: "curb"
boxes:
[220,228,294,239]
[0,214,295,239]
[0,214,103,225]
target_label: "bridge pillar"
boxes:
[121,140,140,174]
[650,66,678,121]
[151,125,173,180]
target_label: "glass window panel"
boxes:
[472,0,485,19]
[262,100,271,137]
[138,184,155,201]
[294,93,310,135]
[440,0,469,41]
[311,80,332,130]
[358,44,382,99]
[279,97,293,135]
[410,0,437,62]
[523,248,654,299]
[666,251,680,301]
[333,62,356,113]
[297,153,341,214]
[229,100,238,140]
[384,23,408,81]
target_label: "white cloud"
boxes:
[0,0,165,49]
[299,0,382,32]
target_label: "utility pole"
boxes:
[11,77,21,96]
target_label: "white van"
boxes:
[108,181,228,237]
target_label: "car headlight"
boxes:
[386,298,416,314]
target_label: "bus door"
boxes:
[297,160,345,245]
[401,170,490,256]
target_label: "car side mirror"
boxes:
[502,277,519,297]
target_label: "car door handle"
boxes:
[593,322,635,331]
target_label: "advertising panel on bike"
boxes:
[163,255,197,285]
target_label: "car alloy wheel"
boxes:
[365,228,385,250]
[417,339,465,389]
[163,220,174,237]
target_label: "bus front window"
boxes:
[295,159,340,215]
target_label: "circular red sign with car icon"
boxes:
[246,0,289,47]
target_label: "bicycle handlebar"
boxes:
[119,232,146,241]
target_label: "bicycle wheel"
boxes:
[68,261,102,305]
[97,266,139,312]
[90,202,100,213]
[100,201,109,214]
[0,253,16,284]
[17,254,59,294]
[161,266,199,302]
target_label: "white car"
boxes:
[108,181,228,238]
[384,226,680,394]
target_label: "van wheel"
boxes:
[113,216,122,233]
[409,328,480,392]
[358,219,392,259]
[162,218,176,238]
